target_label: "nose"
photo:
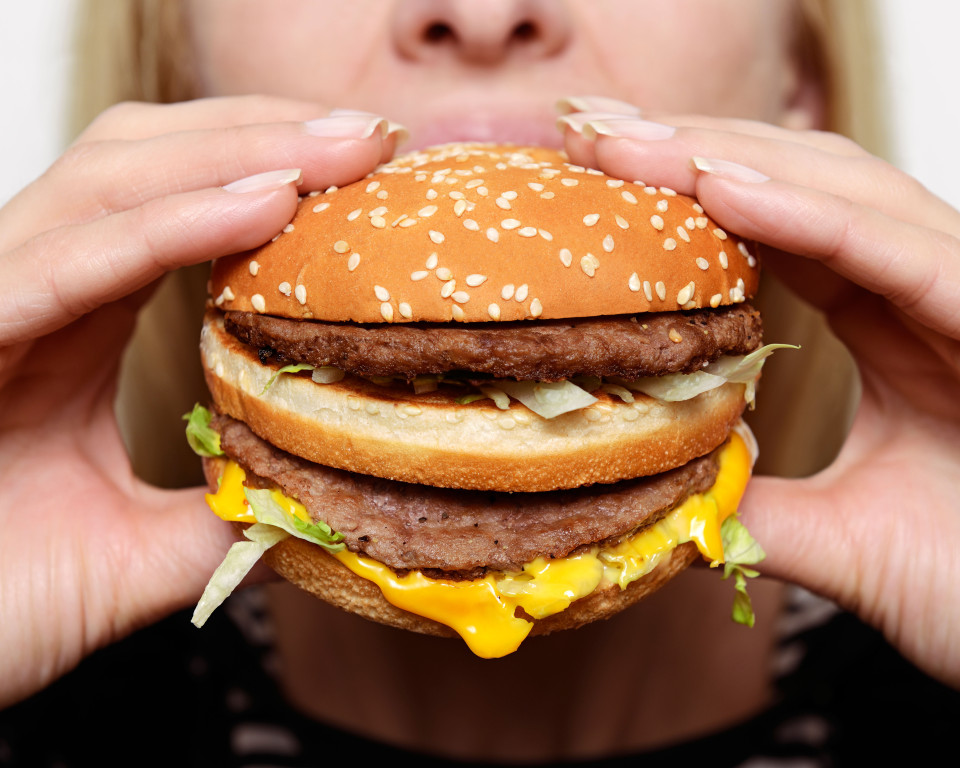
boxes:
[392,0,572,66]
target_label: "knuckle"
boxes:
[76,101,151,142]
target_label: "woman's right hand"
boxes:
[0,97,403,709]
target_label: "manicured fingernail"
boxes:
[557,111,641,135]
[223,168,302,194]
[304,114,388,139]
[583,118,675,141]
[556,95,642,116]
[692,156,769,183]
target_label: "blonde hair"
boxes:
[71,0,882,484]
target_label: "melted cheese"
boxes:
[207,432,752,658]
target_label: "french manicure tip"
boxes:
[692,157,769,183]
[223,168,303,194]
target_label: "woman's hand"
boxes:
[559,98,960,689]
[0,96,404,708]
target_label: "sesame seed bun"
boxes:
[210,144,758,324]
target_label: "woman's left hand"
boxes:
[559,99,960,689]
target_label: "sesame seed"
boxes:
[312,202,329,213]
[486,228,499,243]
[677,227,691,243]
[693,203,704,213]
[710,293,723,308]
[348,253,360,271]
[324,185,338,194]
[644,186,658,195]
[696,217,708,229]
[518,227,537,237]
[655,281,666,301]
[696,257,710,270]
[621,190,638,204]
[453,200,467,217]
[515,284,529,302]
[540,191,555,199]
[399,218,418,228]
[615,215,629,230]
[650,215,664,231]
[283,224,295,234]
[581,253,599,277]
[606,179,624,188]
[308,190,321,197]
[411,270,429,281]
[466,179,484,189]
[452,291,470,304]
[463,219,479,231]
[583,213,600,227]
[559,248,573,267]
[369,206,388,217]
[602,234,615,252]
[426,189,438,200]
[738,242,751,257]
[466,274,487,287]
[391,214,408,227]
[334,240,350,254]
[628,272,641,292]
[380,302,394,322]
[488,303,501,320]
[677,281,695,305]
[365,181,381,193]
[374,285,390,302]
[501,219,521,230]
[295,284,307,304]
[448,192,465,202]
[713,228,728,240]
[527,182,544,192]
[418,205,438,217]
[660,187,677,197]
[561,178,579,187]
[567,164,586,173]
[451,305,466,321]
[539,229,553,241]
[656,199,669,213]
[496,197,512,210]
[436,267,453,281]
[476,186,488,196]
[251,294,266,313]
[376,190,388,200]
[643,281,653,302]
[530,298,543,317]
[371,216,387,229]
[685,217,696,230]
[501,284,515,301]
[249,261,260,276]
[669,328,683,343]
[278,281,292,296]
[220,286,235,302]
[663,238,677,251]
[440,280,456,298]
[502,190,518,200]
[719,251,729,269]
[429,230,445,244]
[426,253,439,269]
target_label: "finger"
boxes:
[0,169,302,345]
[555,95,642,117]
[564,117,960,235]
[0,115,399,251]
[691,160,960,339]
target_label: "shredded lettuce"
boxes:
[261,363,315,395]
[191,523,288,627]
[720,516,767,627]
[623,344,798,405]
[183,404,224,458]
[244,488,344,553]
[495,380,598,419]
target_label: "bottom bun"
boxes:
[259,531,701,639]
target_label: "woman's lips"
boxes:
[403,111,563,151]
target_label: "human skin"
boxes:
[1,0,958,755]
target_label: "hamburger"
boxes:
[186,143,776,658]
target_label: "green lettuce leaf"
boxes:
[261,363,316,395]
[720,516,767,627]
[244,488,345,553]
[495,379,598,419]
[182,404,224,458]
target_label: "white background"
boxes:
[2,1,959,210]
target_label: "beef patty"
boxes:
[224,304,761,382]
[209,414,721,577]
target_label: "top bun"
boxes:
[210,144,758,323]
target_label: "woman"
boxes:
[1,0,958,763]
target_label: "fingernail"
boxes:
[583,118,675,141]
[557,111,641,135]
[304,114,389,139]
[556,95,642,116]
[692,156,769,183]
[223,168,302,194]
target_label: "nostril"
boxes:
[424,22,455,44]
[513,21,537,43]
